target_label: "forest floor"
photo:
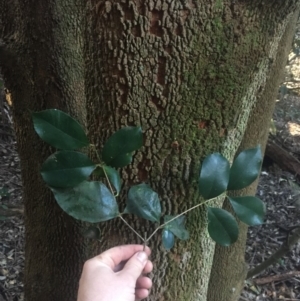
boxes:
[1,37,300,301]
[240,95,300,300]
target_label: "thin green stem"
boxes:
[89,144,144,242]
[90,144,116,195]
[143,232,147,251]
[119,215,145,242]
[145,225,163,243]
[146,193,226,243]
[102,166,115,195]
[90,144,102,163]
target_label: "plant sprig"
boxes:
[32,109,266,250]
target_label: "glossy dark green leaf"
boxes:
[162,229,175,250]
[41,151,96,188]
[102,127,143,168]
[164,215,189,240]
[199,153,230,199]
[125,183,161,222]
[228,146,262,190]
[228,196,266,226]
[93,166,105,177]
[51,181,119,223]
[207,207,238,246]
[108,153,133,168]
[83,226,101,240]
[102,166,121,195]
[32,109,89,150]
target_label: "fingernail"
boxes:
[136,251,147,263]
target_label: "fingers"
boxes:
[136,276,152,289]
[143,259,153,274]
[94,245,151,269]
[120,251,148,281]
[114,258,153,273]
[135,288,150,300]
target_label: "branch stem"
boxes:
[119,215,145,242]
[90,144,115,195]
[102,166,115,195]
[90,144,102,162]
[146,194,225,243]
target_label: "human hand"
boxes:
[77,245,153,301]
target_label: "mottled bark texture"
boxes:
[0,1,87,301]
[208,7,300,301]
[84,1,300,300]
[1,0,300,301]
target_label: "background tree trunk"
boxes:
[0,1,88,301]
[1,0,300,301]
[208,8,300,301]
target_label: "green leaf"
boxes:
[228,196,266,226]
[102,166,121,195]
[107,153,133,168]
[32,109,89,150]
[0,187,10,197]
[93,166,105,178]
[199,153,230,199]
[162,229,175,250]
[83,226,101,240]
[228,146,262,190]
[207,207,238,246]
[164,215,189,240]
[41,151,96,188]
[51,181,119,223]
[102,127,143,168]
[125,183,161,222]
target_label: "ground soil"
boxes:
[1,35,300,301]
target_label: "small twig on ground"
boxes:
[253,270,300,285]
[247,227,300,279]
[0,205,23,217]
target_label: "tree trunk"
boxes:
[0,1,88,301]
[208,8,300,301]
[1,1,300,301]
[84,1,300,300]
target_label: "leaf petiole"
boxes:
[145,193,226,243]
[102,165,115,196]
[118,214,145,242]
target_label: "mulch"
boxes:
[241,167,300,300]
[0,105,24,301]
[239,51,300,300]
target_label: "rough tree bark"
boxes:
[85,1,300,300]
[0,1,88,301]
[208,8,300,301]
[0,0,300,301]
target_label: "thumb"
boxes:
[120,251,148,281]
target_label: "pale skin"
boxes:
[77,245,153,301]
